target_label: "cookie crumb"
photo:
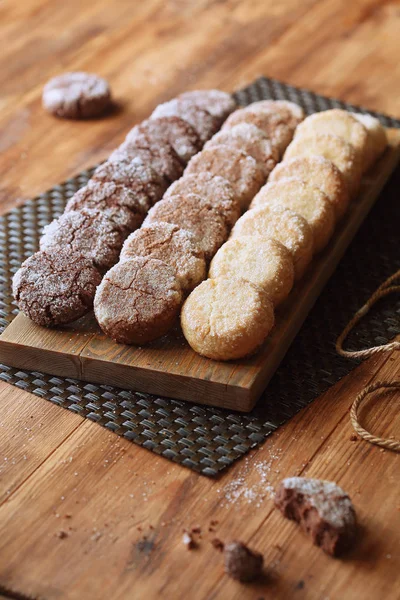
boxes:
[191,526,201,534]
[224,540,263,582]
[56,530,68,539]
[211,538,224,552]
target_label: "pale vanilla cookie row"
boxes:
[13,90,235,327]
[181,109,387,361]
[94,100,304,345]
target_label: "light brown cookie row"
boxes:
[95,99,301,345]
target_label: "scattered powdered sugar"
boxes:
[217,448,282,508]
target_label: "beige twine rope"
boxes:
[336,269,400,451]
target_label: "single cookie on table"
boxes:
[178,89,236,121]
[40,208,127,272]
[352,113,387,171]
[185,146,265,210]
[65,181,144,234]
[94,257,182,345]
[224,541,264,582]
[231,205,313,280]
[109,139,183,184]
[181,277,275,361]
[12,248,102,327]
[120,223,206,293]
[151,98,219,143]
[209,237,294,306]
[92,157,167,211]
[143,194,232,261]
[274,477,357,557]
[164,173,240,228]
[126,117,202,164]
[251,177,335,252]
[42,72,111,119]
[205,123,279,177]
[269,156,349,221]
[222,108,294,156]
[284,133,362,197]
[294,109,368,170]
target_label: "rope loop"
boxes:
[350,381,400,451]
[336,270,400,452]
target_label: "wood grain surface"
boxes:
[0,1,399,599]
[1,131,400,412]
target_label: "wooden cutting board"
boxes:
[1,128,399,412]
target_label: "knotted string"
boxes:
[336,270,400,451]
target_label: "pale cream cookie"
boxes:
[352,113,387,171]
[251,177,335,252]
[209,237,294,306]
[231,205,313,280]
[284,133,362,197]
[294,109,368,170]
[181,277,275,361]
[269,155,349,221]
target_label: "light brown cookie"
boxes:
[178,89,237,121]
[231,205,313,280]
[65,181,144,234]
[209,237,294,306]
[120,223,206,293]
[284,133,362,197]
[40,208,127,272]
[42,72,111,119]
[143,194,230,261]
[294,109,368,169]
[181,277,275,360]
[251,178,335,252]
[222,108,294,156]
[94,257,183,345]
[185,146,265,210]
[12,248,102,327]
[92,157,167,210]
[352,113,387,171]
[151,98,219,143]
[269,156,349,221]
[205,123,278,177]
[249,100,305,128]
[164,173,240,228]
[109,139,183,184]
[126,116,202,164]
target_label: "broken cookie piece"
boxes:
[274,477,356,556]
[224,540,264,582]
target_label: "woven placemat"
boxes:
[1,76,399,476]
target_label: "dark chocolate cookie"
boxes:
[65,181,144,234]
[126,117,202,164]
[40,208,127,272]
[12,249,102,327]
[274,477,357,556]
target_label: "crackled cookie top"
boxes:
[12,248,101,326]
[94,256,182,344]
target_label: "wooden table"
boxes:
[0,1,399,598]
